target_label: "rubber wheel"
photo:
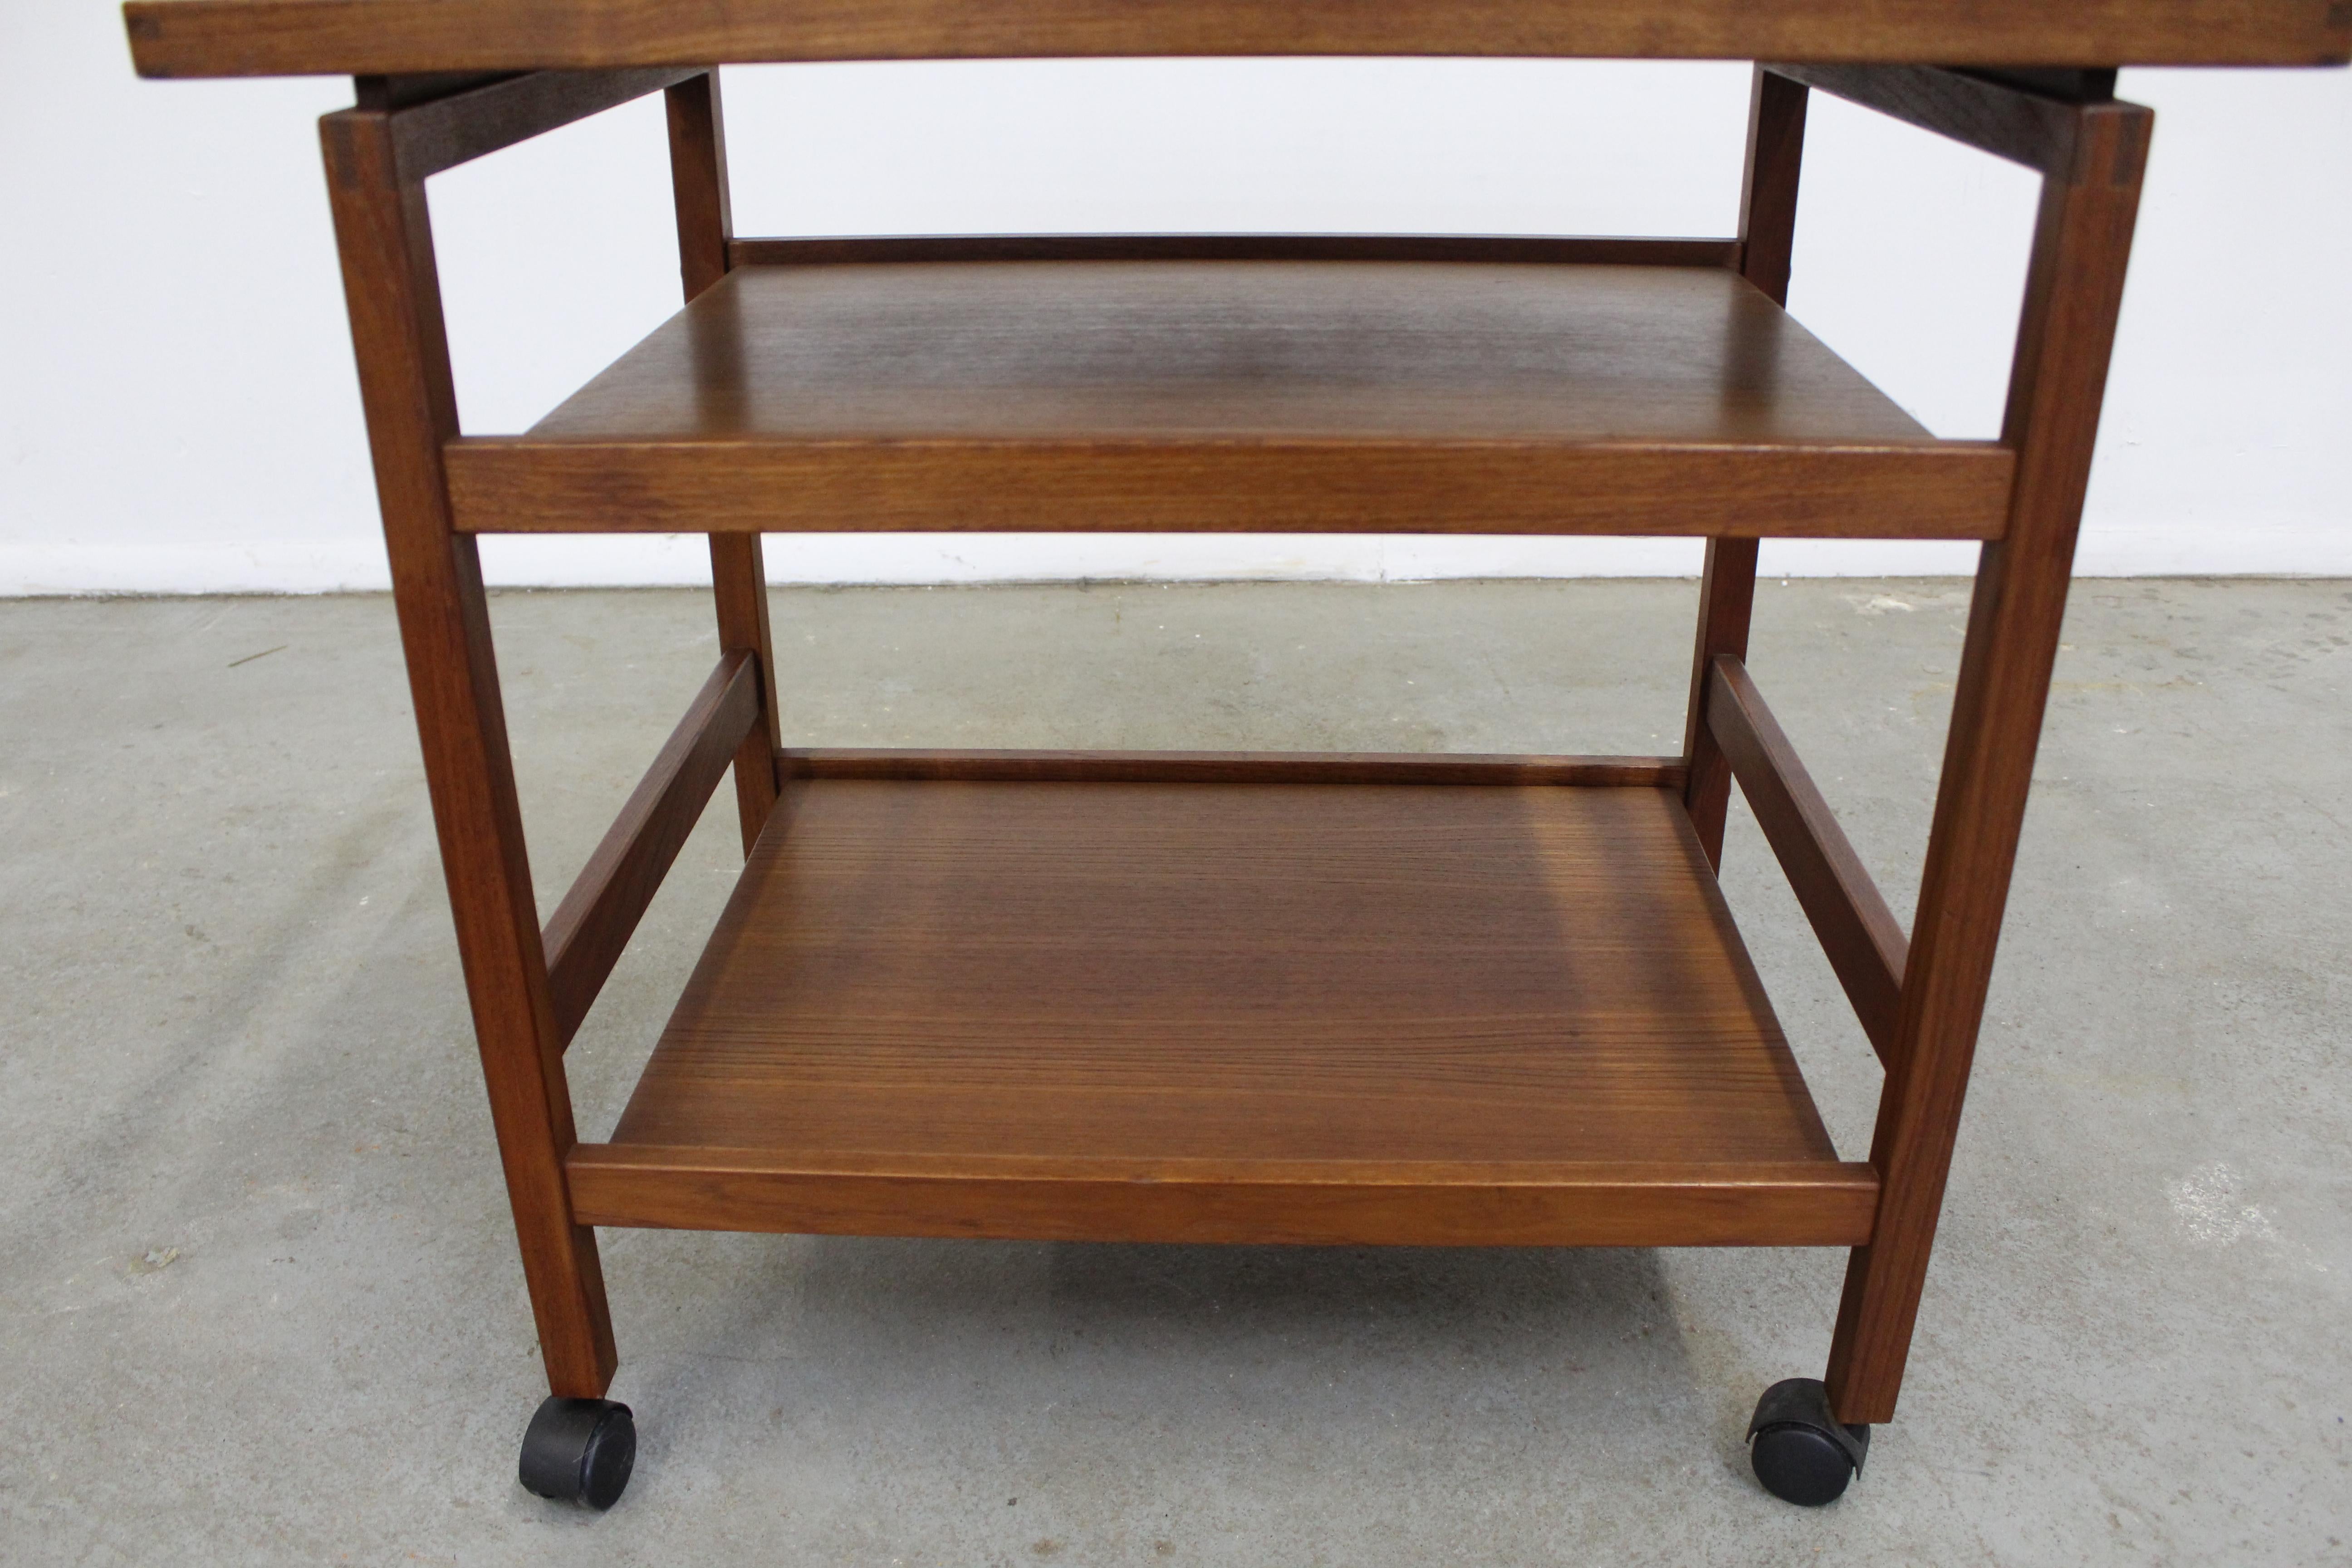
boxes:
[1746,1378,1868,1507]
[1751,1420,1859,1505]
[519,1396,636,1509]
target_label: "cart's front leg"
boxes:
[318,92,618,1403]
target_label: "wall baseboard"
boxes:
[5,518,2346,596]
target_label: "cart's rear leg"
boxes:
[1819,83,2149,1438]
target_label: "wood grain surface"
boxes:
[568,1148,1880,1247]
[540,652,757,1049]
[1708,656,1907,1062]
[446,260,2012,538]
[125,0,2352,79]
[568,779,1871,1245]
[725,235,1745,270]
[527,261,1934,444]
[1772,64,2085,174]
[319,104,616,1396]
[386,65,692,181]
[779,748,1686,788]
[1825,97,2155,1426]
[663,69,786,852]
[1681,65,1804,867]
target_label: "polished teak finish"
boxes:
[443,258,2012,541]
[124,0,2352,78]
[1826,91,2153,1426]
[317,101,615,1399]
[576,779,1877,1246]
[124,0,2234,1480]
[1682,63,1807,870]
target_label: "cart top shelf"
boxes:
[123,0,2352,79]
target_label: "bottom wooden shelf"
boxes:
[568,773,1877,1247]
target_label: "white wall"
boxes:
[3,0,2347,593]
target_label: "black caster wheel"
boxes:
[1746,1378,1870,1506]
[519,1396,636,1509]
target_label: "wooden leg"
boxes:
[1683,538,1759,867]
[1827,99,2151,1426]
[709,534,782,850]
[320,103,617,1398]
[1735,67,1808,305]
[664,71,732,301]
[1683,69,1806,867]
[667,70,783,849]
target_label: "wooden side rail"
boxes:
[781,748,1687,788]
[567,1148,1882,1249]
[373,67,701,182]
[726,235,1745,269]
[1766,64,2097,176]
[1706,656,1908,1063]
[541,652,761,1048]
[446,442,2014,540]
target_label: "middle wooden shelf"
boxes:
[444,250,2012,539]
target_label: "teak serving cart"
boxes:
[126,0,2348,1510]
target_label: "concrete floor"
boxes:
[1,578,2347,1565]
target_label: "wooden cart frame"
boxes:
[143,0,2347,1493]
[311,55,2142,1427]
